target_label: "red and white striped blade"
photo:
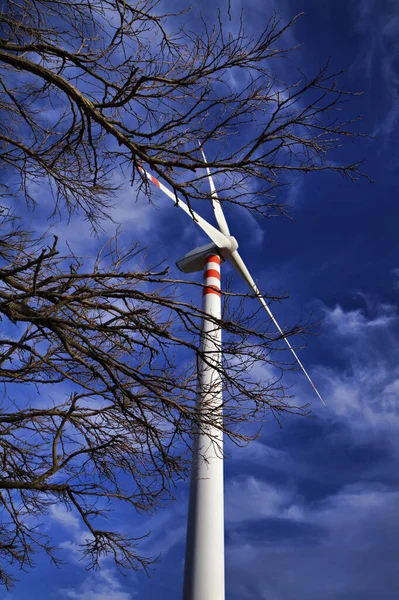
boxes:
[199,147,230,237]
[138,166,230,250]
[229,250,325,405]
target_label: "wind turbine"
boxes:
[138,150,324,600]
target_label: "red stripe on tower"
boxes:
[204,269,221,281]
[203,287,221,297]
[203,254,221,297]
[205,254,221,265]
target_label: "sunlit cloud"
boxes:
[59,569,136,600]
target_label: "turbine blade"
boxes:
[199,147,230,236]
[229,250,325,405]
[138,166,230,250]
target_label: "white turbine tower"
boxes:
[138,151,324,600]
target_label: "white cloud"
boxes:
[286,482,399,538]
[138,508,186,558]
[225,476,293,523]
[314,363,399,445]
[353,0,399,139]
[49,504,81,532]
[60,569,136,600]
[226,475,398,536]
[230,439,290,464]
[48,504,95,564]
[324,304,396,335]
[232,203,265,246]
[225,477,399,599]
[49,507,139,599]
[284,174,304,207]
[305,296,398,427]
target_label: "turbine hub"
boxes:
[218,235,238,259]
[226,236,238,252]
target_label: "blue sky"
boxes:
[3,0,399,598]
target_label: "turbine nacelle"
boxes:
[176,237,238,273]
[177,243,224,273]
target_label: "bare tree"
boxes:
[0,206,300,587]
[0,0,366,588]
